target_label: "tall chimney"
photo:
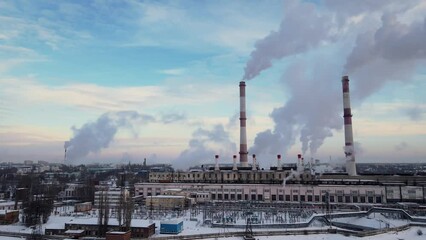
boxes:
[239,81,248,167]
[252,154,257,171]
[342,76,356,176]
[277,154,282,171]
[232,155,238,171]
[215,155,220,171]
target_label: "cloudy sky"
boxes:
[0,0,425,168]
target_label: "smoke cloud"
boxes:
[245,1,426,159]
[65,111,155,162]
[250,62,342,156]
[242,0,334,80]
[344,13,426,99]
[174,123,237,170]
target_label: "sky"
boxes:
[0,0,425,168]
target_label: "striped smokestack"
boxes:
[239,81,248,167]
[215,155,220,171]
[342,76,356,176]
[232,155,238,171]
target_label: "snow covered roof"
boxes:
[65,229,85,234]
[161,218,184,225]
[65,217,154,228]
[149,195,185,199]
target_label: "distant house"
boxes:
[106,230,131,240]
[0,210,19,224]
[145,195,187,210]
[45,217,155,238]
[75,202,92,212]
[0,200,22,211]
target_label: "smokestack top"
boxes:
[252,154,256,158]
[277,154,281,159]
[239,81,246,86]
[215,155,219,159]
[233,155,236,159]
[342,75,349,81]
[297,154,302,159]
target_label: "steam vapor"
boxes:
[245,1,426,159]
[64,111,156,162]
[174,123,237,170]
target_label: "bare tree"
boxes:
[97,190,109,236]
[116,188,124,228]
[123,196,134,231]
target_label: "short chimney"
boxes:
[277,154,282,171]
[232,155,238,171]
[252,154,257,171]
[215,155,220,171]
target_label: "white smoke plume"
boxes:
[245,1,426,159]
[250,61,342,156]
[344,13,426,99]
[64,111,155,162]
[174,123,237,170]
[243,0,334,81]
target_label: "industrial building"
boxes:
[135,76,426,207]
[94,187,129,210]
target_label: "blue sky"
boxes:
[0,0,425,168]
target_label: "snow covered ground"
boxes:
[205,227,426,240]
[0,208,424,240]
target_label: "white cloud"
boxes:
[159,68,186,75]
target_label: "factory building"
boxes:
[135,77,426,207]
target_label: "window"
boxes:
[345,196,351,203]
[307,195,312,202]
[272,195,276,201]
[293,195,298,202]
[279,195,284,201]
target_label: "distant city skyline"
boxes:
[0,0,425,168]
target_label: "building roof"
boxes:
[160,218,184,225]
[65,217,154,228]
[65,229,85,234]
[149,195,185,199]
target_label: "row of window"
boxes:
[210,193,383,203]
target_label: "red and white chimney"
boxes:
[342,76,356,176]
[215,155,220,171]
[239,81,248,167]
[277,154,282,171]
